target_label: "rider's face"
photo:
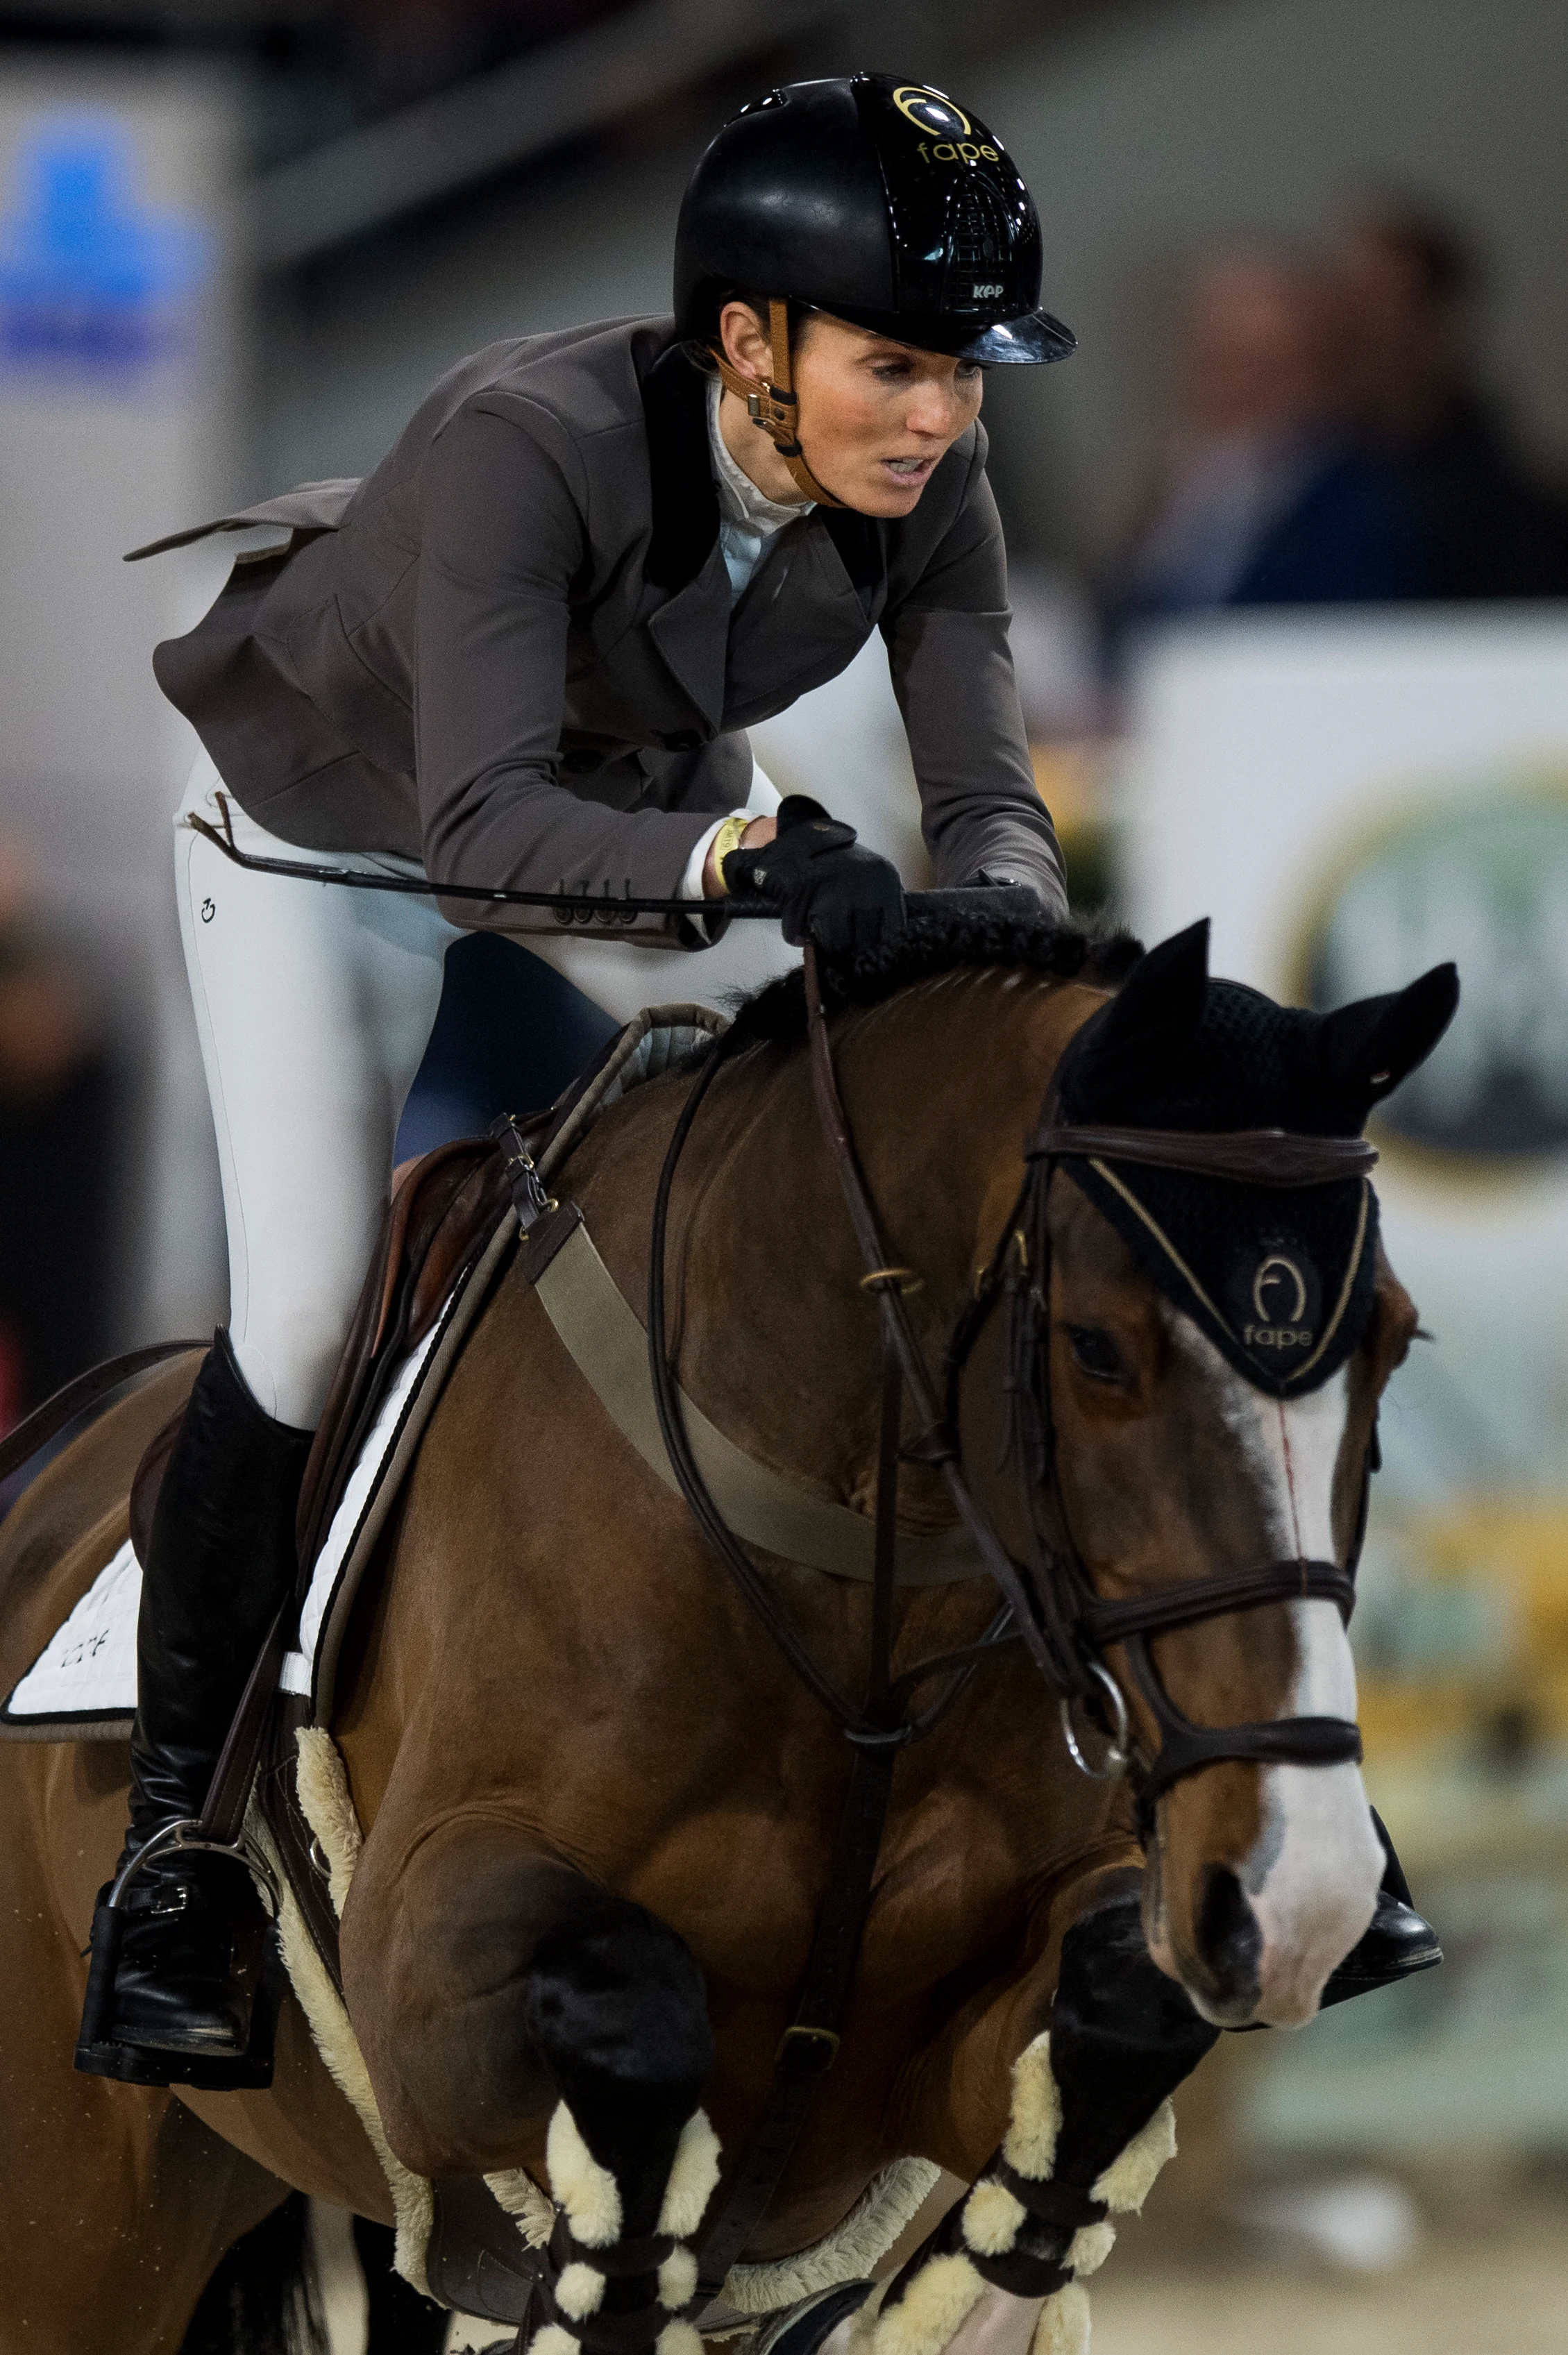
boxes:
[716,305,984,516]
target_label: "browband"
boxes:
[1027,1123,1378,1187]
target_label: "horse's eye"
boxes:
[1068,1325,1127,1384]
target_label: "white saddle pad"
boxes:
[1,1305,454,1740]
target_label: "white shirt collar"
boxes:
[707,373,814,536]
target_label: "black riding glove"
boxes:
[722,794,906,956]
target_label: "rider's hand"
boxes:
[720,795,907,955]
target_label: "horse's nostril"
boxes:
[1197,1865,1262,2002]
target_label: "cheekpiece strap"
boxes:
[1029,1124,1378,1188]
[708,298,846,509]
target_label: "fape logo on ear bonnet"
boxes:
[1224,1240,1325,1378]
[1053,922,1458,1394]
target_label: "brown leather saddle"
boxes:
[129,1135,513,1576]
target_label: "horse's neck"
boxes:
[584,972,1095,1498]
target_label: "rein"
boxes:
[650,951,1374,2290]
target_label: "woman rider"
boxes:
[78,74,1435,2086]
[76,74,1070,2086]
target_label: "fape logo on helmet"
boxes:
[892,85,1002,167]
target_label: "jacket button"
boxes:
[561,748,602,773]
[661,729,702,752]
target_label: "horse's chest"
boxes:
[671,1773,1069,2009]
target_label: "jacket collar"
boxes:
[643,341,719,591]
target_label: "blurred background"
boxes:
[1,1,1565,2348]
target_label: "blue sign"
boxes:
[0,112,212,386]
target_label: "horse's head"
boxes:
[1021,921,1457,2029]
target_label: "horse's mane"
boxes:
[723,906,1144,1051]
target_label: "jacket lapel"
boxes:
[823,506,886,611]
[724,512,882,714]
[639,341,732,725]
[646,558,732,727]
[642,345,717,589]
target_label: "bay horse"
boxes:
[0,912,1455,2355]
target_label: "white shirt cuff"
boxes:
[680,809,750,904]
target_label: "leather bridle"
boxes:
[950,1112,1376,1826]
[653,948,1374,1805]
[654,949,1378,2296]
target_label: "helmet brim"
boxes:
[813,303,1077,365]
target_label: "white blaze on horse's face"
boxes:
[1158,1314,1383,2029]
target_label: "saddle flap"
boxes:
[295,1138,513,1575]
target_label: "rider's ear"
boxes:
[1318,963,1459,1112]
[1063,920,1210,1112]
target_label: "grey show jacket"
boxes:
[133,315,1065,934]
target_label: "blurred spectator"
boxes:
[1337,200,1568,598]
[0,839,115,1434]
[1105,248,1430,643]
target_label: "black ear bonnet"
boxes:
[1052,923,1459,1396]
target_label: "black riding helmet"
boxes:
[676,75,1075,505]
[675,74,1075,364]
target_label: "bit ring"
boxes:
[1060,1662,1131,1781]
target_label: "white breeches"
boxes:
[175,753,797,1429]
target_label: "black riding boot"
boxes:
[1320,1807,1441,2008]
[75,1331,312,2088]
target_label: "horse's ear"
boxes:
[1319,963,1460,1111]
[1065,919,1211,1111]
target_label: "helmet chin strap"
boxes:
[709,296,846,509]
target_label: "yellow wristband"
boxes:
[709,813,750,896]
